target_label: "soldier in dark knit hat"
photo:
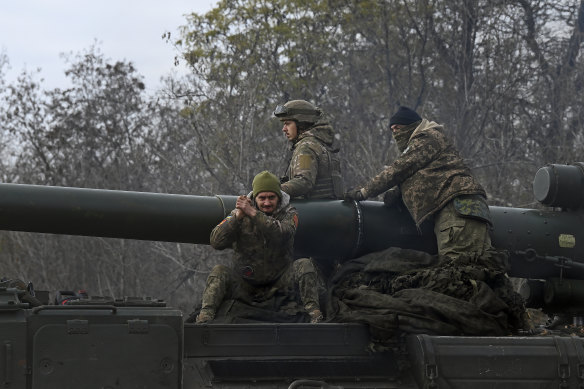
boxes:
[196,171,323,324]
[344,106,495,261]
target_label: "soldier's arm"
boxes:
[251,208,298,243]
[281,145,318,197]
[209,210,240,250]
[362,131,442,198]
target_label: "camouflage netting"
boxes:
[325,247,527,344]
[189,246,528,344]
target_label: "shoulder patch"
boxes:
[453,196,492,224]
[298,155,312,170]
[293,214,299,228]
[218,215,233,226]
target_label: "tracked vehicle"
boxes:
[1,163,584,388]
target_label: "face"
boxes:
[391,124,405,134]
[282,120,298,141]
[255,191,280,214]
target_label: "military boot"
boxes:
[308,308,324,324]
[297,264,323,324]
[196,307,216,323]
[196,266,230,324]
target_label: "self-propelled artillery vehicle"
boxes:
[1,163,584,388]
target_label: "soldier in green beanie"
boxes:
[196,171,323,324]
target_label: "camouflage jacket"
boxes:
[210,191,298,285]
[282,120,343,199]
[362,119,486,226]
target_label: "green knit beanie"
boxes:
[252,171,282,198]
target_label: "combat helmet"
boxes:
[273,100,321,124]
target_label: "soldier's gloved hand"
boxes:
[344,188,365,202]
[279,176,289,184]
[383,187,401,207]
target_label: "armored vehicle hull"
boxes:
[3,302,582,389]
[1,163,584,388]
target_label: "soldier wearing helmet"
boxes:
[274,100,343,199]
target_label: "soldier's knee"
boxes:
[293,257,317,276]
[202,265,232,300]
[206,265,232,287]
[209,264,230,277]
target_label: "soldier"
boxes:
[274,100,343,199]
[196,171,323,323]
[344,106,494,260]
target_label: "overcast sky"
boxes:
[0,0,217,91]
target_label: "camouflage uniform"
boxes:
[282,119,343,199]
[359,119,493,259]
[275,100,343,280]
[199,191,321,321]
[434,197,494,260]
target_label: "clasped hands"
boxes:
[235,195,256,219]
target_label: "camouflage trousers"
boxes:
[200,257,321,314]
[434,199,494,260]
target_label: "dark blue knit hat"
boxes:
[389,106,422,127]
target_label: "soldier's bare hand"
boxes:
[236,195,256,218]
[235,195,248,210]
[235,196,247,219]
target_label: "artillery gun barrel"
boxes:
[0,183,435,259]
[0,182,582,279]
[0,183,231,245]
